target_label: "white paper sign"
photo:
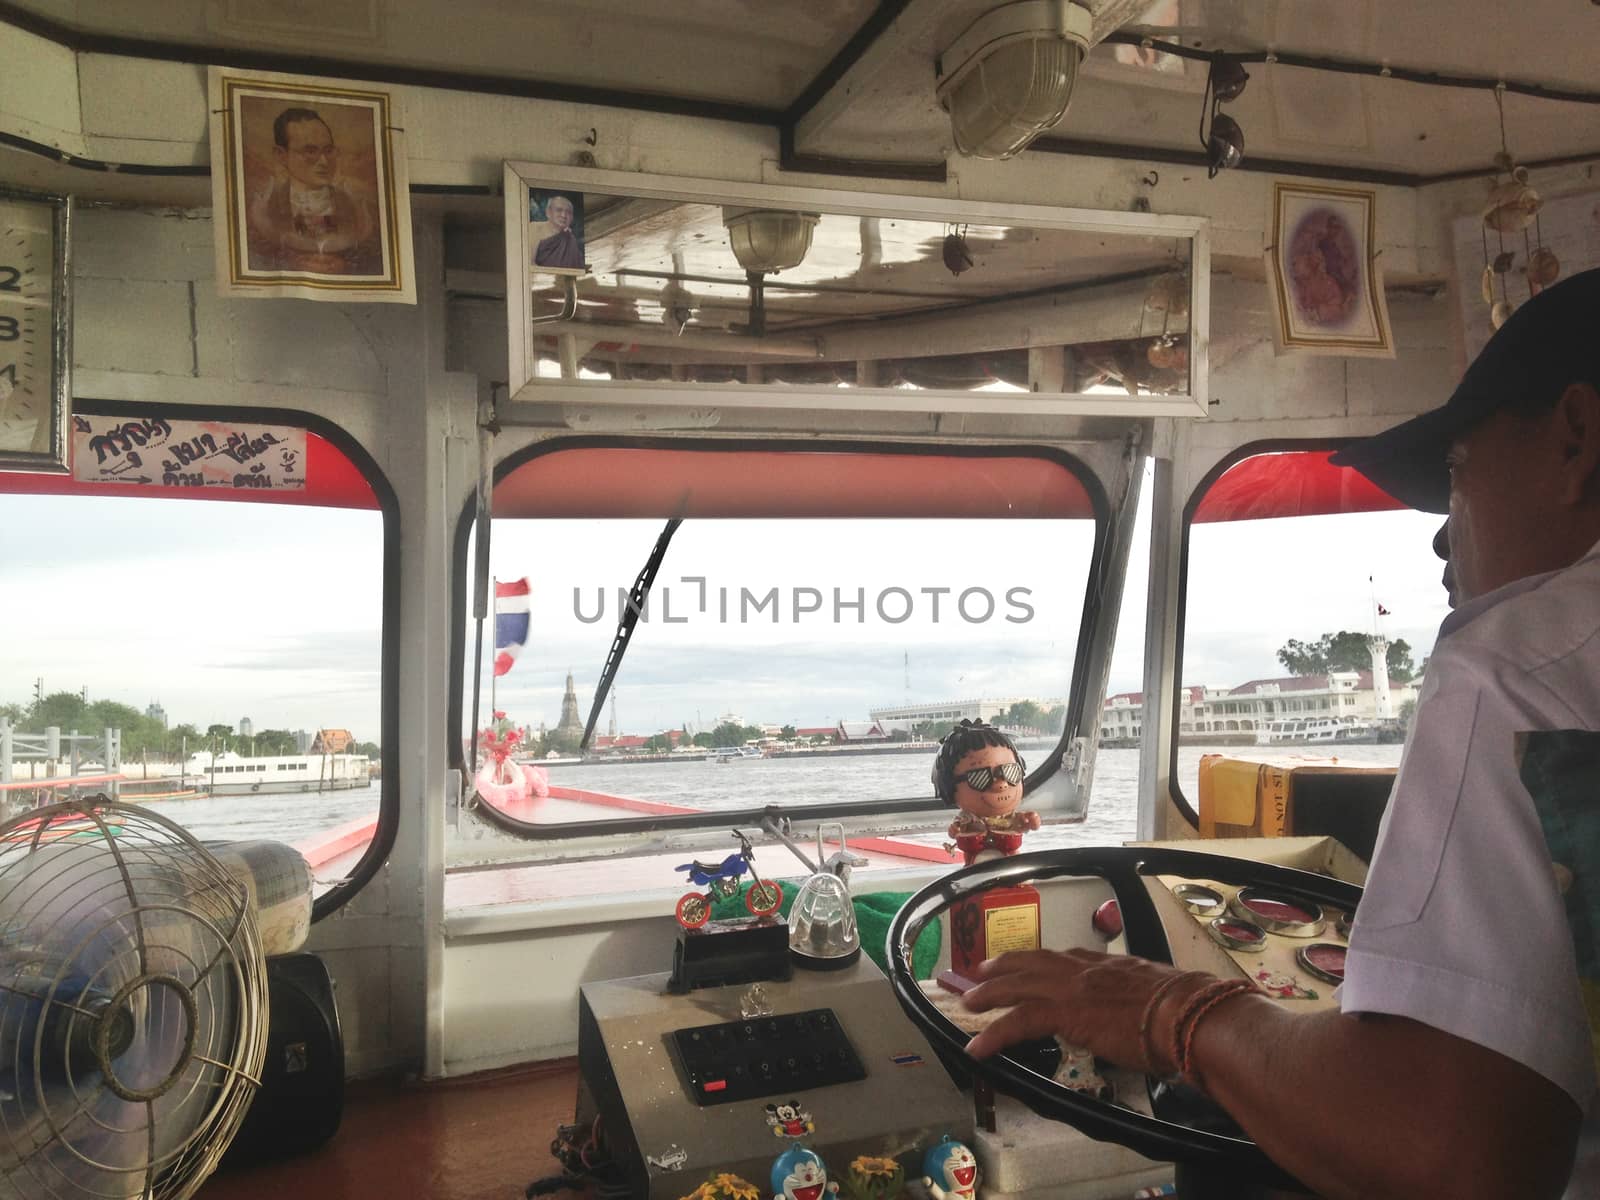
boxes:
[72,414,307,492]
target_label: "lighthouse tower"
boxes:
[1367,636,1394,720]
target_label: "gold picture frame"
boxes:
[1265,181,1393,357]
[209,67,414,303]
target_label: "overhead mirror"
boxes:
[504,164,1208,417]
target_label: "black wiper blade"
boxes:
[581,517,681,749]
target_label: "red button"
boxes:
[703,1080,727,1092]
[1092,899,1123,940]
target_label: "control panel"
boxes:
[576,957,972,1199]
[670,1007,866,1105]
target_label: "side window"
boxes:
[1174,448,1450,815]
[0,411,392,913]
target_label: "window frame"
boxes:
[2,398,401,921]
[447,435,1113,841]
[1169,437,1394,826]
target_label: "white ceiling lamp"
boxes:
[936,0,1093,160]
[722,208,821,274]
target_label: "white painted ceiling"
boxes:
[9,0,1600,175]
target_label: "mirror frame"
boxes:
[503,161,1209,419]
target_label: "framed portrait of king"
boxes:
[209,67,415,303]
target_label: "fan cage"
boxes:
[0,799,269,1200]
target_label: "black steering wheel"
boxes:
[885,846,1363,1191]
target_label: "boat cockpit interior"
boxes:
[0,2,1595,1198]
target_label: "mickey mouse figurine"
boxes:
[932,720,1039,866]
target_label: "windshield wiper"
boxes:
[581,517,681,750]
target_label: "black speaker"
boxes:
[223,952,344,1165]
[1286,770,1395,864]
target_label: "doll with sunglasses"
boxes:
[932,720,1040,866]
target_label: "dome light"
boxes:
[936,1,1093,160]
[722,208,821,274]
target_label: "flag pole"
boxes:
[490,575,497,729]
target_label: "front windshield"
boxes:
[457,448,1101,831]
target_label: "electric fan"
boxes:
[0,799,269,1199]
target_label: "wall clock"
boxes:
[0,188,71,474]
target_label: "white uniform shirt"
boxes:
[1341,539,1600,1196]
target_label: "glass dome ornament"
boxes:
[787,870,860,969]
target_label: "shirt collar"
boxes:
[1439,535,1600,639]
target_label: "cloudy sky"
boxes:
[1,473,1451,741]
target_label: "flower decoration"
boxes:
[843,1155,905,1199]
[479,725,522,768]
[680,1174,759,1200]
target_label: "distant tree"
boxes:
[1276,637,1328,676]
[710,721,748,748]
[255,728,298,755]
[912,719,948,742]
[548,729,582,757]
[644,733,671,752]
[1397,698,1418,732]
[692,731,714,748]
[1043,704,1067,735]
[349,740,380,758]
[779,725,797,740]
[1276,631,1415,681]
[810,734,832,746]
[1001,700,1045,731]
[0,702,24,724]
[170,723,200,752]
[205,723,234,750]
[29,691,88,731]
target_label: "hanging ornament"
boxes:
[1478,85,1559,326]
[1482,154,1541,234]
[942,224,973,275]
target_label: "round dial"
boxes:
[0,195,62,456]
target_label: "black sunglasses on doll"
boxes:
[956,762,1025,789]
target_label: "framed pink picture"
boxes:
[1265,182,1393,357]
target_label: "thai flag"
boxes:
[494,578,531,677]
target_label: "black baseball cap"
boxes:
[1329,266,1600,513]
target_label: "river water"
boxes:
[142,742,1406,852]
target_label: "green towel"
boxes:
[710,880,941,979]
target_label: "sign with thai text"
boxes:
[72,415,307,491]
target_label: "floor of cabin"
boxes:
[199,1060,583,1200]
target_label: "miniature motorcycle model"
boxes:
[673,830,783,929]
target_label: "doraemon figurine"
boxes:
[771,1145,839,1200]
[921,1136,979,1200]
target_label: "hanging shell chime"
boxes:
[1479,92,1560,329]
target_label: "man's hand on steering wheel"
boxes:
[962,949,1216,1073]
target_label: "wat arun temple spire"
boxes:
[555,671,585,741]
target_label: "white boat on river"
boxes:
[185,749,370,796]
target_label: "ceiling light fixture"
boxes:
[936,0,1093,160]
[1199,53,1248,177]
[722,208,821,274]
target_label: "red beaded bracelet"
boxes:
[1137,971,1205,1074]
[1170,978,1257,1089]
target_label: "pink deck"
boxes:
[297,782,957,908]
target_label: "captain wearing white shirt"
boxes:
[957,267,1600,1200]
